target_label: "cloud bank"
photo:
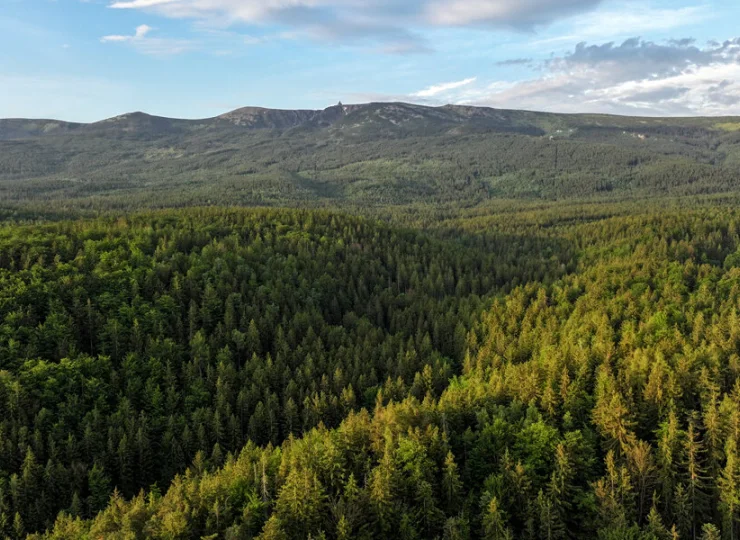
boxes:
[107,0,605,50]
[408,37,740,116]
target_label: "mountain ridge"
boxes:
[4,102,740,137]
[2,101,740,210]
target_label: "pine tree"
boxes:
[442,515,470,540]
[482,496,512,540]
[626,439,656,524]
[700,523,721,540]
[21,446,41,531]
[70,492,84,518]
[87,464,111,518]
[683,419,709,540]
[548,441,574,529]
[674,483,692,540]
[275,468,325,537]
[536,489,565,540]
[719,439,740,540]
[657,410,683,516]
[645,504,672,540]
[369,435,398,535]
[442,451,462,513]
[13,512,24,539]
[594,450,634,529]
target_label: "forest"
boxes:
[0,104,740,539]
[2,102,740,212]
[0,201,736,539]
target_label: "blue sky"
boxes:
[1,0,739,121]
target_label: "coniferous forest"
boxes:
[1,105,740,539]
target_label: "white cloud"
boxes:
[101,24,151,42]
[413,77,477,98]
[106,0,606,50]
[473,66,740,116]
[400,37,740,116]
[424,0,601,27]
[102,0,717,55]
[135,24,153,38]
[101,24,194,55]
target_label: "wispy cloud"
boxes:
[572,5,711,39]
[107,0,606,51]
[529,5,712,49]
[101,24,194,55]
[496,58,533,67]
[101,23,152,42]
[412,77,477,98]
[424,0,603,27]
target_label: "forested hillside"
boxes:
[0,207,569,537]
[2,104,740,539]
[2,103,740,210]
[0,199,736,539]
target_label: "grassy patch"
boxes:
[715,122,740,131]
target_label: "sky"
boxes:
[1,0,739,121]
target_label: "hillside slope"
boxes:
[16,202,740,540]
[0,205,573,535]
[1,103,740,210]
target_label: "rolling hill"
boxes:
[2,102,740,211]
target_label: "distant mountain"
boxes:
[216,103,354,129]
[0,118,82,140]
[1,102,740,210]
[4,102,737,139]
